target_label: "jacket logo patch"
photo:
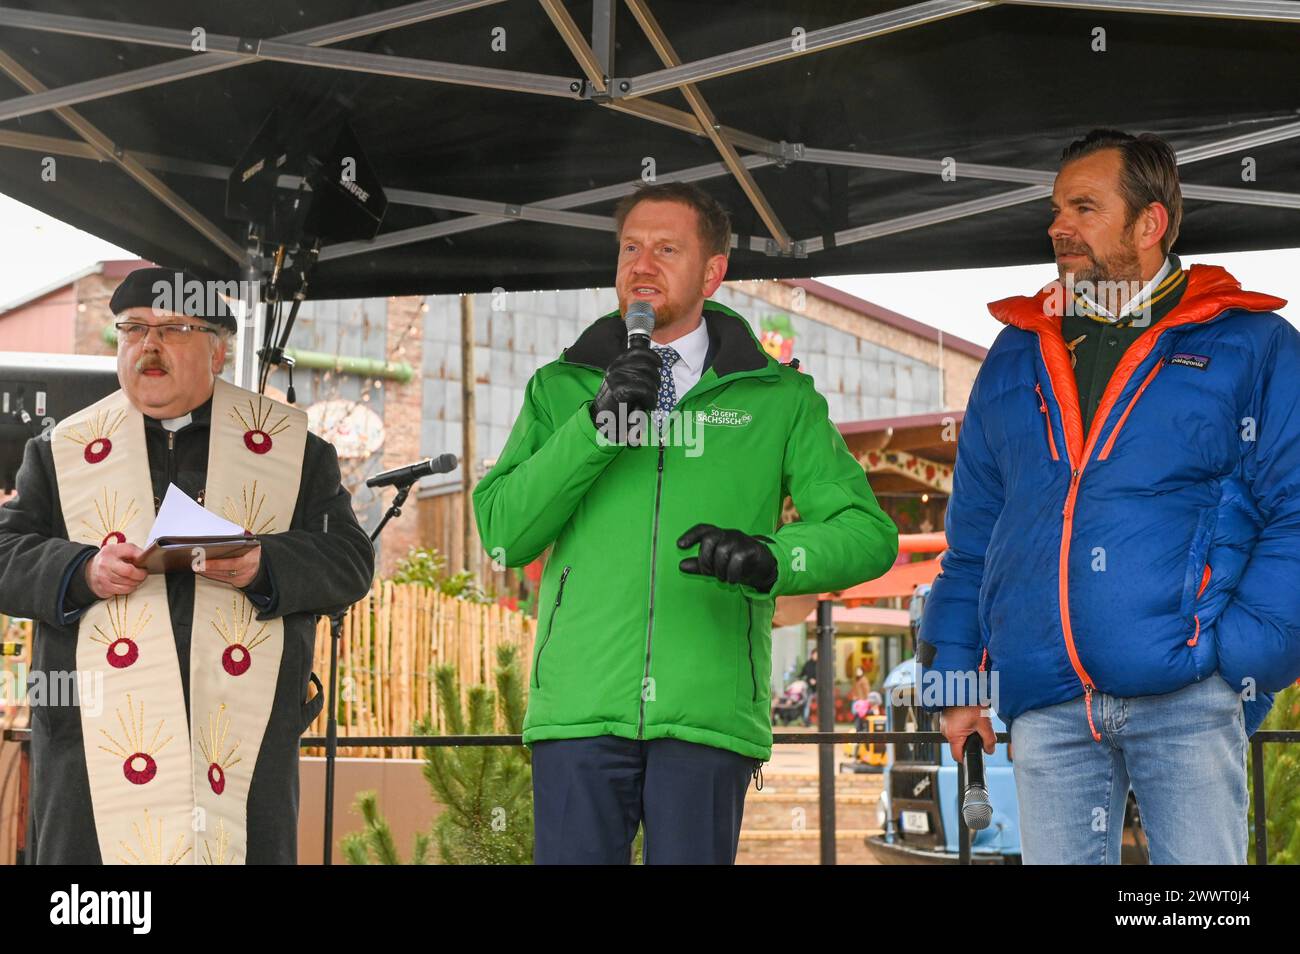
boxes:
[1169,353,1210,370]
[696,404,753,427]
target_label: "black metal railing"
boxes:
[294,726,1299,866]
[5,725,1293,864]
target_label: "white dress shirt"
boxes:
[1080,255,1173,322]
[652,316,710,405]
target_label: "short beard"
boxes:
[651,299,685,330]
[1057,232,1143,313]
[618,278,704,334]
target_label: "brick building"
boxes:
[0,261,985,582]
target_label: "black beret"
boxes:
[109,266,238,333]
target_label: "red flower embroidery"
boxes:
[106,638,138,669]
[85,438,112,463]
[243,429,272,454]
[222,643,252,676]
[124,752,157,785]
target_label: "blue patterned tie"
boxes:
[653,346,680,431]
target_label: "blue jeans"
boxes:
[1010,675,1247,864]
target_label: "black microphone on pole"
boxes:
[625,300,655,350]
[365,453,458,488]
[961,733,993,830]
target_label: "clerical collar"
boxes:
[145,396,213,431]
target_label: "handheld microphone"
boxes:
[365,453,458,488]
[961,733,993,831]
[625,301,655,350]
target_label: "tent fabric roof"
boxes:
[1,1,1297,299]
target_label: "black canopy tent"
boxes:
[2,0,1298,868]
[0,0,1296,305]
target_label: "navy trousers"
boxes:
[532,736,761,865]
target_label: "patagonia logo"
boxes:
[696,404,753,427]
[1169,353,1210,370]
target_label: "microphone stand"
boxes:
[322,478,415,865]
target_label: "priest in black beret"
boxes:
[0,266,375,864]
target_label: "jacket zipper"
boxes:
[1188,564,1212,649]
[1035,383,1059,460]
[1098,359,1165,461]
[743,597,757,702]
[1047,349,1167,742]
[637,444,666,737]
[609,359,774,736]
[532,565,570,689]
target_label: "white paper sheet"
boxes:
[144,483,246,548]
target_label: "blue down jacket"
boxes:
[920,265,1297,738]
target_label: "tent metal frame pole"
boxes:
[0,0,977,120]
[592,0,616,76]
[599,99,781,155]
[0,49,246,264]
[539,0,609,93]
[0,0,508,123]
[249,39,581,97]
[0,57,249,125]
[810,185,1053,253]
[0,0,1295,265]
[1176,119,1300,164]
[612,0,993,99]
[623,0,794,252]
[316,117,1300,261]
[537,0,794,248]
[611,0,1296,100]
[7,125,1294,213]
[0,7,581,104]
[1178,182,1300,209]
[804,143,1300,208]
[319,154,777,262]
[2,0,1294,125]
[2,114,1294,269]
[321,160,778,262]
[1000,0,1300,21]
[0,7,244,51]
[537,0,795,249]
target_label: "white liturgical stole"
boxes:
[51,377,306,864]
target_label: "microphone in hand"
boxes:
[961,732,993,831]
[589,347,662,439]
[677,523,778,593]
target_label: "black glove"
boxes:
[589,346,662,439]
[677,523,778,593]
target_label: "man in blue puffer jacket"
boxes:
[920,128,1298,864]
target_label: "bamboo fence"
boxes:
[305,582,536,758]
[0,588,534,762]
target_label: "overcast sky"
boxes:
[2,192,1295,350]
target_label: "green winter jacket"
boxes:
[473,302,898,759]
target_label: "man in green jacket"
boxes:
[473,181,897,864]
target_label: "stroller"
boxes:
[772,679,810,726]
[841,693,887,772]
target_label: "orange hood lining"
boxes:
[985,265,1287,466]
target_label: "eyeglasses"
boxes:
[114,321,220,344]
